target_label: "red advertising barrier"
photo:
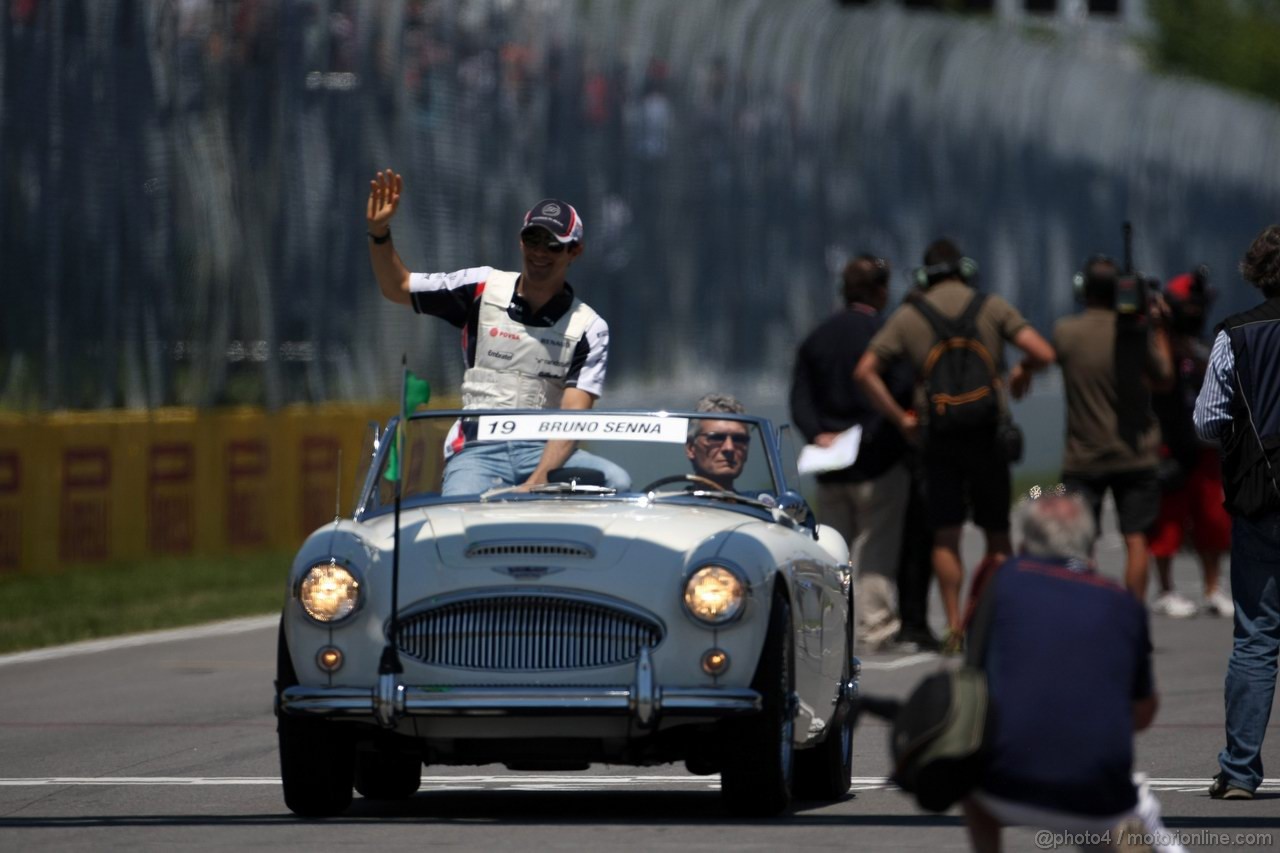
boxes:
[0,451,21,571]
[148,443,196,555]
[59,447,111,562]
[226,438,271,549]
[299,436,341,538]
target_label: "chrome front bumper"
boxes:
[278,649,761,728]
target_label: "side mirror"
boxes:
[776,489,815,532]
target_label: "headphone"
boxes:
[912,256,979,289]
[1073,254,1117,302]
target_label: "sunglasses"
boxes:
[697,431,750,448]
[521,233,568,253]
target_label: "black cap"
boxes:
[520,199,584,244]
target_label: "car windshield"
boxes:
[364,410,780,509]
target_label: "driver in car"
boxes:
[686,394,752,492]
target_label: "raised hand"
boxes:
[367,169,403,236]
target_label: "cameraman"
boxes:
[1053,256,1174,600]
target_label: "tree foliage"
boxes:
[1147,0,1280,106]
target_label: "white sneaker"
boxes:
[1204,588,1234,618]
[1151,590,1198,618]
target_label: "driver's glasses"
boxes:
[697,431,750,448]
[521,233,567,253]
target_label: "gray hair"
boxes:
[1013,489,1096,562]
[688,393,746,441]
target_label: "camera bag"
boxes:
[889,578,997,813]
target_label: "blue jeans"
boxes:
[1218,513,1280,792]
[440,440,632,496]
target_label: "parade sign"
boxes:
[474,414,690,444]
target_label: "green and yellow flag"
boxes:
[384,367,431,483]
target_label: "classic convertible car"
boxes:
[275,408,857,817]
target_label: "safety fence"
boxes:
[0,404,447,575]
[12,1,1280,414]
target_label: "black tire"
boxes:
[276,623,355,818]
[720,595,795,816]
[793,703,853,800]
[354,749,423,800]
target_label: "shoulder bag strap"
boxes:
[963,564,1001,669]
[956,292,988,336]
[908,293,955,341]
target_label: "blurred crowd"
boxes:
[4,0,835,409]
[12,0,1278,415]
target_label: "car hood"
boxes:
[398,500,761,569]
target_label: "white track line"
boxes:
[0,776,1274,792]
[0,615,278,668]
[859,653,937,670]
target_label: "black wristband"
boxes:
[368,229,391,244]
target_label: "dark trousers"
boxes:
[897,451,933,633]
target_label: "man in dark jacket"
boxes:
[1193,223,1280,801]
[791,254,923,651]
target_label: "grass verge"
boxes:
[0,552,291,655]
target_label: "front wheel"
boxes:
[279,714,355,817]
[277,623,354,817]
[720,596,795,816]
[354,748,423,800]
[793,703,853,800]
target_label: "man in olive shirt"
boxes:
[1054,256,1173,599]
[855,239,1055,646]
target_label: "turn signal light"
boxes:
[701,648,730,676]
[316,646,344,672]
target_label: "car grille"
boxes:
[466,541,595,559]
[395,593,663,671]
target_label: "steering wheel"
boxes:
[641,473,725,493]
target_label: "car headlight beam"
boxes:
[298,560,362,624]
[683,564,746,625]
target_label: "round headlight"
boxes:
[298,561,361,623]
[683,565,746,625]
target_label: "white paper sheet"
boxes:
[796,425,862,475]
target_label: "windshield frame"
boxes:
[353,408,791,520]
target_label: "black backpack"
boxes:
[911,292,1001,434]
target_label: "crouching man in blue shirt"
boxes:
[964,488,1185,853]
